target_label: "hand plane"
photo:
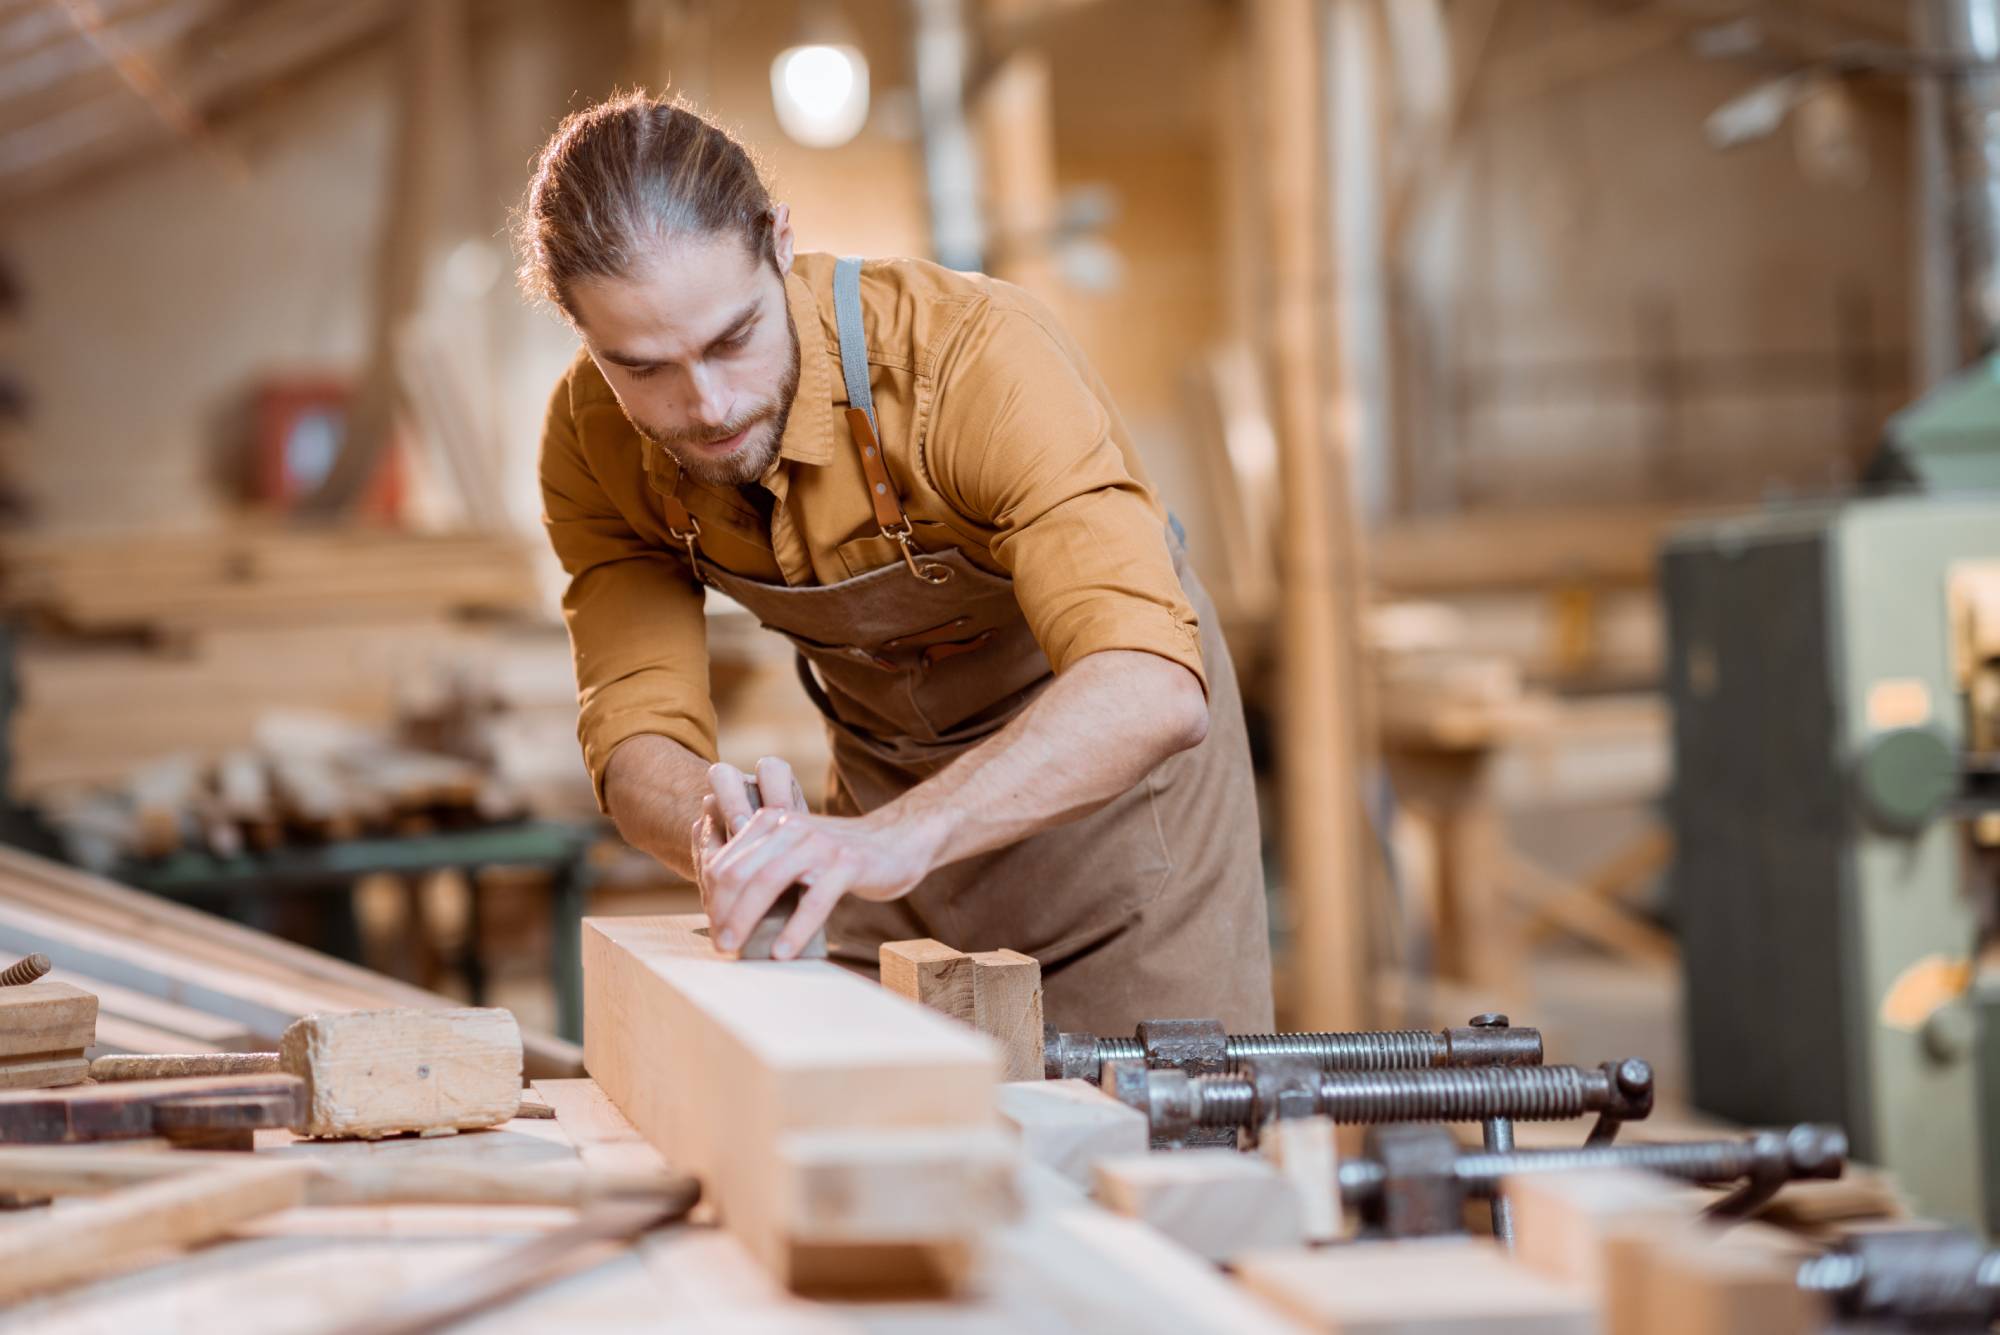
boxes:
[734,778,829,961]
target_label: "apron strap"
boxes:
[833,257,950,584]
[656,463,703,571]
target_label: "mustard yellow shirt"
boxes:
[540,252,1204,809]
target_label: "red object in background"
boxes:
[249,378,404,519]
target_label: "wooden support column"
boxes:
[1251,0,1370,1028]
[975,47,1060,296]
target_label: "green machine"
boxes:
[1665,356,2000,1234]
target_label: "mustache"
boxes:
[646,404,773,449]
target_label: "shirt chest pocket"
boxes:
[835,519,999,580]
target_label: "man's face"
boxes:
[570,226,800,488]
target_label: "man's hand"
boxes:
[692,756,946,960]
[685,650,1205,960]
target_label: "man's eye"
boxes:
[627,365,660,381]
[715,333,750,355]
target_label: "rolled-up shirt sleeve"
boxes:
[540,386,717,811]
[926,307,1206,693]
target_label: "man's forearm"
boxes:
[869,649,1209,872]
[602,734,717,879]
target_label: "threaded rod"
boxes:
[1191,1063,1640,1129]
[0,954,50,987]
[1337,1127,1846,1204]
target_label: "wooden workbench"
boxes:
[1,1079,1305,1334]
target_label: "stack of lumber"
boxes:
[0,842,580,1077]
[38,721,524,868]
[1,525,561,802]
[0,525,541,635]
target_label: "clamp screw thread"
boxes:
[0,954,50,987]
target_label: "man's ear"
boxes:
[770,203,796,275]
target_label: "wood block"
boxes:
[970,949,1044,1082]
[1608,1222,1822,1335]
[279,1007,522,1139]
[584,914,1004,1295]
[779,1124,1019,1259]
[998,1078,1148,1186]
[0,981,97,1059]
[1260,1115,1347,1242]
[1507,1167,1694,1298]
[1236,1238,1595,1334]
[881,939,1044,1081]
[0,1055,89,1091]
[880,938,974,1023]
[1093,1150,1304,1262]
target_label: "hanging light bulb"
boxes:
[771,6,869,151]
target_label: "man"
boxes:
[520,92,1271,1032]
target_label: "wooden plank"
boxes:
[992,1203,1309,1335]
[879,939,974,1023]
[91,1014,228,1058]
[1259,1115,1347,1242]
[1506,1167,1693,1299]
[0,844,580,1077]
[583,914,1004,1294]
[997,1078,1148,1187]
[1093,1151,1304,1262]
[531,1077,669,1178]
[0,1055,89,1090]
[71,972,258,1050]
[0,1144,676,1208]
[1606,1222,1822,1335]
[1236,1238,1595,1334]
[0,980,96,1059]
[970,949,1044,1083]
[0,1074,304,1143]
[0,1159,316,1303]
[88,1053,282,1081]
[281,1007,520,1140]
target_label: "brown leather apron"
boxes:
[652,259,1273,1034]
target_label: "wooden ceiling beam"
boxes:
[0,0,394,203]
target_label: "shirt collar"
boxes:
[772,266,837,469]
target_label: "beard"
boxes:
[634,317,802,488]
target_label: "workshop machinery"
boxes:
[1665,354,2000,1233]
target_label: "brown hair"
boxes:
[516,91,774,315]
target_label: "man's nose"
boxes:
[687,364,732,430]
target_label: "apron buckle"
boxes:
[883,521,952,584]
[668,514,702,567]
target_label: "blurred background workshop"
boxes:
[0,0,1997,1331]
